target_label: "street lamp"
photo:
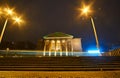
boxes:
[12,16,23,25]
[0,7,23,43]
[79,4,100,51]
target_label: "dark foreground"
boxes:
[0,56,120,71]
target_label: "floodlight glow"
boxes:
[12,16,23,25]
[78,3,92,17]
[81,6,90,16]
[4,7,14,16]
[13,17,21,22]
[88,50,100,53]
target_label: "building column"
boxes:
[65,40,68,56]
[71,39,73,56]
[60,40,62,56]
[49,40,52,56]
[54,40,57,56]
[43,40,47,56]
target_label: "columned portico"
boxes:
[43,32,74,56]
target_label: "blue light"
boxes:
[88,50,100,53]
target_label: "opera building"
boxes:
[37,32,82,56]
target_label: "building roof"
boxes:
[43,32,73,39]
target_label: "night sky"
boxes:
[0,0,120,51]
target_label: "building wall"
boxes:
[72,38,82,52]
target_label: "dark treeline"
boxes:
[0,41,36,50]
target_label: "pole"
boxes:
[0,18,8,43]
[90,17,100,50]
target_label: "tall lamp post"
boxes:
[0,7,23,43]
[0,18,8,43]
[79,4,100,51]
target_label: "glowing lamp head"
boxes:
[78,3,92,17]
[14,17,21,22]
[4,8,14,16]
[12,16,23,25]
[81,6,91,16]
[82,7,90,14]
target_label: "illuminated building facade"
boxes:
[43,32,82,56]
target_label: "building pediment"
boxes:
[43,32,73,39]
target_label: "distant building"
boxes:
[37,32,82,56]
